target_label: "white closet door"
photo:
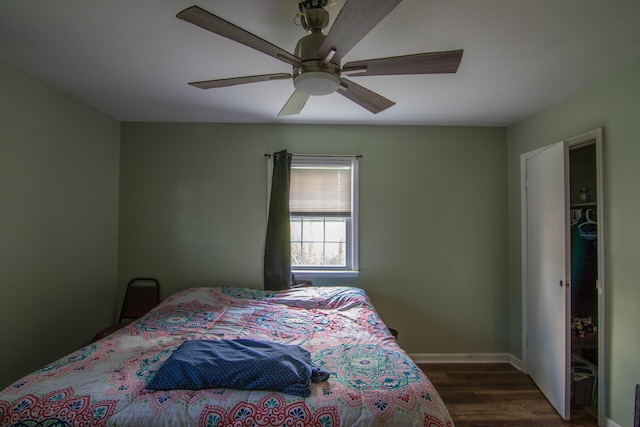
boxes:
[524,140,571,419]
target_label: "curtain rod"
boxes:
[264,153,362,158]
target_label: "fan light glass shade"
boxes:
[293,72,340,96]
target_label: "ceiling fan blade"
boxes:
[177,6,301,67]
[343,50,464,77]
[278,91,310,116]
[319,0,403,64]
[337,78,395,114]
[189,73,292,89]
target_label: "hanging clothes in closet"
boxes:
[570,208,598,331]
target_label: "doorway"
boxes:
[521,128,605,425]
[569,143,599,418]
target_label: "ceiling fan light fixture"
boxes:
[293,71,340,95]
[178,2,463,116]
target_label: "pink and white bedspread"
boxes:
[0,286,453,426]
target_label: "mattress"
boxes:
[0,286,453,426]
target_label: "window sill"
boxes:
[293,270,360,280]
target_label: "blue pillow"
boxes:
[146,339,328,397]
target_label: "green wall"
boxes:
[0,60,121,388]
[119,123,508,355]
[507,59,640,426]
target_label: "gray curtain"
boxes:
[264,150,292,291]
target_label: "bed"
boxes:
[0,286,453,426]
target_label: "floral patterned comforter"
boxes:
[0,286,453,426]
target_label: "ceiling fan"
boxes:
[177,0,463,116]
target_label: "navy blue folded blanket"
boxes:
[146,339,329,397]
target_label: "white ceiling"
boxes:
[1,0,639,126]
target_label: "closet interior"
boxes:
[569,143,599,416]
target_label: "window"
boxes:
[289,156,359,277]
[267,155,359,278]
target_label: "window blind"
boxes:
[289,160,352,217]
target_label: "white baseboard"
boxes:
[409,353,523,371]
[508,354,523,370]
[605,419,622,427]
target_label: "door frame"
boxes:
[521,127,605,425]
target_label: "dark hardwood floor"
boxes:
[418,363,598,427]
